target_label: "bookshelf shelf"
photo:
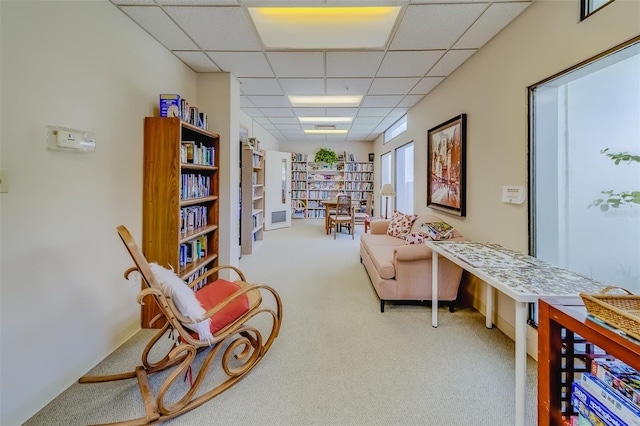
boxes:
[241,141,264,254]
[142,116,220,328]
[538,297,640,425]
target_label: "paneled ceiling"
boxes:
[111,0,533,143]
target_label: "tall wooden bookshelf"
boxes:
[241,141,264,254]
[142,117,219,328]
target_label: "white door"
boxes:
[264,150,291,230]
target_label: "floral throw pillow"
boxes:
[404,232,430,245]
[386,210,418,239]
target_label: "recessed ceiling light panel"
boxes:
[304,129,349,135]
[298,117,354,123]
[289,95,362,107]
[248,7,401,49]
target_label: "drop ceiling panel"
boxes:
[368,78,419,95]
[390,4,487,50]
[326,108,360,117]
[156,0,239,4]
[397,95,423,108]
[240,96,255,107]
[242,108,264,117]
[361,95,403,107]
[266,52,325,78]
[259,108,295,117]
[206,52,273,77]
[247,95,290,107]
[326,78,372,96]
[427,49,475,77]
[279,79,325,95]
[410,76,445,95]
[270,117,299,124]
[377,51,445,78]
[120,6,199,50]
[165,6,261,50]
[357,107,392,117]
[238,78,283,95]
[173,51,221,72]
[454,2,532,49]
[326,52,385,77]
[293,108,327,117]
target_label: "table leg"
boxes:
[324,205,330,235]
[486,282,494,329]
[515,301,527,426]
[432,251,438,328]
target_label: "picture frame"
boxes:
[427,114,466,217]
[368,153,375,162]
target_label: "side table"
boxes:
[364,216,383,233]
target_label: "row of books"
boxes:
[186,266,209,291]
[180,173,211,200]
[344,182,374,191]
[344,172,374,181]
[178,235,208,268]
[159,94,208,130]
[344,163,374,172]
[571,358,640,426]
[181,141,215,166]
[309,183,343,191]
[180,206,208,235]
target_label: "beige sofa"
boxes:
[360,214,465,312]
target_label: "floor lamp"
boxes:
[379,184,396,219]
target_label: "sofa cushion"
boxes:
[404,231,429,245]
[386,210,418,239]
[365,244,397,279]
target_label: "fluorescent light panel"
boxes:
[248,7,401,49]
[298,117,353,124]
[289,95,362,107]
[304,129,349,135]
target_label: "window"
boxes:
[395,142,414,214]
[581,0,615,20]
[529,38,640,297]
[384,114,407,144]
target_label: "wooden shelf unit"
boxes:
[241,142,264,254]
[291,152,373,219]
[142,116,219,328]
[538,297,640,425]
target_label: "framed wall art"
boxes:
[427,114,467,217]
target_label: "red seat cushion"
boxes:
[195,279,250,335]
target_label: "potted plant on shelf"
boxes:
[314,148,339,166]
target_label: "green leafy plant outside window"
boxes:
[589,148,640,211]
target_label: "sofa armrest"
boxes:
[394,243,433,261]
[370,219,390,234]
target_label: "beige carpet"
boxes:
[25,219,538,425]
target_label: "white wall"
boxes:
[372,0,640,349]
[0,2,199,424]
[277,140,373,164]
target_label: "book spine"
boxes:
[572,382,628,426]
[581,374,640,425]
[592,360,640,408]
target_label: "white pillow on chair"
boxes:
[148,263,214,341]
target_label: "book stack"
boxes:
[570,358,640,425]
[421,221,455,240]
[159,94,208,130]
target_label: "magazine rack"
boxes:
[79,225,282,425]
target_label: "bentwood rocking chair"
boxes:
[79,225,282,425]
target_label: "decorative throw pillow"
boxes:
[148,263,214,341]
[386,210,418,238]
[404,232,429,245]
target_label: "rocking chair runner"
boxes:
[79,225,282,425]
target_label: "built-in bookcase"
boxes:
[241,141,264,254]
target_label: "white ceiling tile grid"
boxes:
[110,0,532,142]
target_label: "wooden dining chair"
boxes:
[354,192,373,230]
[329,194,354,239]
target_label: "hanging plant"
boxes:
[314,148,339,165]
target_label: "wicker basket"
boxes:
[580,286,640,340]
